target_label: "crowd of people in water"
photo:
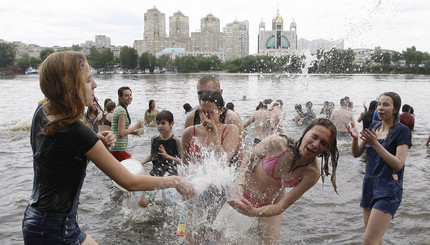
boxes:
[22,51,422,245]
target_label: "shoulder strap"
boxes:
[193,109,201,125]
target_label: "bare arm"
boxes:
[360,128,409,171]
[426,135,430,148]
[85,141,195,199]
[221,124,240,162]
[181,126,194,165]
[243,113,255,129]
[228,164,320,217]
[184,110,196,128]
[225,110,244,137]
[118,114,142,137]
[345,121,366,157]
[158,144,182,164]
[140,154,152,164]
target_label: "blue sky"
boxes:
[1,0,428,54]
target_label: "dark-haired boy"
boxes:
[139,110,182,207]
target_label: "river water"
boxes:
[1,73,429,244]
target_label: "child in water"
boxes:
[228,118,339,244]
[139,110,182,207]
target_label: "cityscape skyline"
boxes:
[1,0,428,54]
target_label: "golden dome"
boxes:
[273,13,283,23]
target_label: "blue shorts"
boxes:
[360,176,403,218]
[22,205,87,245]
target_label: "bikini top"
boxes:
[261,148,308,188]
[97,113,111,126]
[188,125,228,155]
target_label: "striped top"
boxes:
[109,105,130,151]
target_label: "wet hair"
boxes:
[287,118,339,193]
[340,98,347,107]
[200,90,224,109]
[295,104,302,113]
[401,104,410,112]
[117,86,132,123]
[306,101,313,109]
[147,99,156,113]
[276,99,283,107]
[197,75,220,89]
[410,107,414,115]
[369,100,377,112]
[379,92,401,125]
[183,103,192,113]
[226,102,234,111]
[39,51,87,135]
[105,101,116,113]
[156,110,174,123]
[256,102,264,111]
[263,99,272,105]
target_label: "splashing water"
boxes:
[117,143,258,243]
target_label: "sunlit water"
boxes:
[1,73,430,244]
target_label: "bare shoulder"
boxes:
[184,110,196,128]
[226,109,241,122]
[304,159,320,181]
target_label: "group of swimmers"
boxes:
[23,51,412,245]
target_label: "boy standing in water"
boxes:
[139,110,182,207]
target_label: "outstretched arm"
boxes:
[228,164,319,217]
[345,121,366,157]
[86,141,195,199]
[360,128,409,171]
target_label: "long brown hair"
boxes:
[288,118,339,193]
[39,51,87,136]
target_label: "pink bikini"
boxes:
[244,148,308,208]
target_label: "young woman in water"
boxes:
[181,90,240,244]
[109,86,143,161]
[345,92,411,245]
[85,99,101,132]
[228,118,339,244]
[144,99,159,125]
[22,51,195,245]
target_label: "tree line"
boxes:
[1,42,429,74]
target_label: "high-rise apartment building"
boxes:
[144,7,166,54]
[141,7,249,60]
[95,35,111,48]
[224,20,249,60]
[167,11,191,50]
[191,14,224,52]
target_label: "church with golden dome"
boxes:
[258,9,298,56]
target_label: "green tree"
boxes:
[119,46,138,69]
[87,47,102,70]
[0,43,16,68]
[87,47,114,72]
[174,56,198,73]
[156,54,170,69]
[40,48,55,61]
[139,52,156,71]
[100,48,114,70]
[71,44,82,51]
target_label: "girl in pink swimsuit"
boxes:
[228,118,339,244]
